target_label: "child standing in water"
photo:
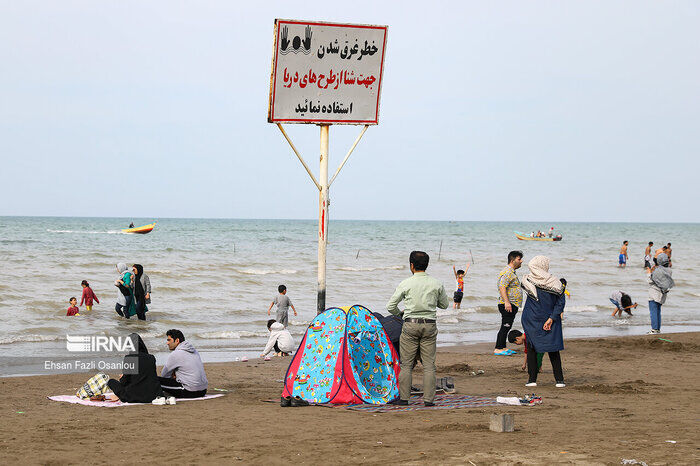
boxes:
[66,297,80,316]
[267,285,297,328]
[80,280,99,311]
[452,263,470,309]
[618,240,629,268]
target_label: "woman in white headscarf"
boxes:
[520,256,566,388]
[646,253,674,334]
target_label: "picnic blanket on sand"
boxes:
[336,394,501,412]
[264,394,512,412]
[48,393,223,407]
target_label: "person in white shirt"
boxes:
[261,319,295,358]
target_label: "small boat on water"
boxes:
[122,222,156,234]
[514,231,562,242]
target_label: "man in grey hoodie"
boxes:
[158,329,208,398]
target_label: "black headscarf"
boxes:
[133,264,145,300]
[114,332,162,402]
[128,332,149,354]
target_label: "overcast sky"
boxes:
[1,1,698,222]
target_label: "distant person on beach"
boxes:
[452,263,469,309]
[114,263,132,317]
[106,333,163,403]
[609,291,638,317]
[495,251,524,355]
[66,297,79,316]
[79,280,99,311]
[268,285,297,328]
[128,264,148,320]
[644,242,654,269]
[261,319,295,358]
[520,255,566,388]
[159,329,209,398]
[618,241,628,268]
[646,253,674,334]
[387,251,449,406]
[508,329,542,372]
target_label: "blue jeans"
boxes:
[648,300,662,331]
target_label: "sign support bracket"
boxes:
[329,125,369,187]
[276,123,321,191]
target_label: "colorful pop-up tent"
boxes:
[282,304,400,404]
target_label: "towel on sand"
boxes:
[48,393,223,407]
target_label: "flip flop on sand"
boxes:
[494,349,517,356]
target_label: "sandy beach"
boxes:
[1,332,698,465]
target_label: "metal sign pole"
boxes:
[317,124,330,314]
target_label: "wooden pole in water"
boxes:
[317,124,330,315]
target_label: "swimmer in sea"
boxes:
[618,241,628,268]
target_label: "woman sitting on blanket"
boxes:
[106,333,163,403]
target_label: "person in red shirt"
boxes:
[80,280,99,311]
[66,297,80,316]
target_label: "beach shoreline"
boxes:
[1,331,698,464]
[5,325,699,379]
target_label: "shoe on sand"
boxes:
[166,396,177,405]
[389,398,408,406]
[555,383,566,388]
[424,401,435,407]
[152,396,167,405]
[647,329,660,334]
[525,382,537,387]
[291,396,309,407]
[280,396,292,407]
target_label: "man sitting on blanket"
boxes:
[159,329,208,398]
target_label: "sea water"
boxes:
[0,217,698,374]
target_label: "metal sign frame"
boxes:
[269,19,387,314]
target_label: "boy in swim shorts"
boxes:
[619,241,628,267]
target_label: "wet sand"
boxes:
[1,332,698,465]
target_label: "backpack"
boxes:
[76,372,110,399]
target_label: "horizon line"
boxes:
[0,214,698,225]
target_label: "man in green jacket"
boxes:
[387,251,449,406]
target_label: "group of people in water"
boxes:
[114,263,151,320]
[614,240,675,334]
